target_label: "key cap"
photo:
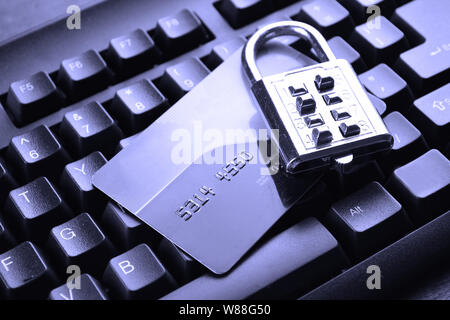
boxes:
[368,92,387,116]
[381,111,428,171]
[153,9,209,56]
[110,80,169,134]
[0,218,15,253]
[302,210,450,300]
[57,50,111,99]
[217,0,271,29]
[393,0,450,93]
[157,238,204,285]
[387,149,450,225]
[359,64,413,110]
[6,125,70,183]
[101,202,160,251]
[59,102,123,158]
[0,160,16,202]
[159,57,210,101]
[323,182,412,260]
[205,37,246,69]
[0,241,57,299]
[4,177,71,243]
[49,274,108,300]
[60,152,107,216]
[6,72,63,125]
[295,0,354,39]
[47,213,115,277]
[409,84,449,150]
[349,16,409,67]
[328,36,367,74]
[337,0,396,24]
[108,29,159,76]
[103,244,177,299]
[162,218,349,299]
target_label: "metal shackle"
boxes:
[242,21,336,85]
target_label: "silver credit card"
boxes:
[92,42,322,274]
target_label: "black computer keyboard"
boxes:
[0,0,448,300]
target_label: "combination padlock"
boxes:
[242,21,393,173]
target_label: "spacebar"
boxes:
[161,218,349,300]
[301,211,450,300]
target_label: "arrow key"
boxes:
[409,83,449,150]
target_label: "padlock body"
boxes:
[251,59,393,173]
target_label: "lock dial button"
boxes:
[296,96,316,115]
[315,75,334,92]
[323,92,343,105]
[339,123,361,137]
[312,127,333,146]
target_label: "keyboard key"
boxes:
[159,57,210,101]
[0,242,57,299]
[410,84,449,150]
[393,0,449,93]
[0,160,16,202]
[49,274,108,300]
[103,244,177,299]
[163,218,349,299]
[101,202,160,251]
[349,17,409,67]
[337,0,396,24]
[6,72,63,125]
[359,64,413,110]
[328,37,367,74]
[381,111,428,171]
[217,0,271,29]
[368,92,387,116]
[110,80,169,134]
[323,182,412,260]
[387,149,450,224]
[154,9,209,56]
[302,210,450,300]
[6,125,70,182]
[108,29,159,76]
[60,102,123,158]
[57,50,111,99]
[157,238,203,285]
[0,218,15,253]
[60,152,107,216]
[295,0,354,39]
[4,177,71,243]
[205,37,246,69]
[47,213,115,277]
